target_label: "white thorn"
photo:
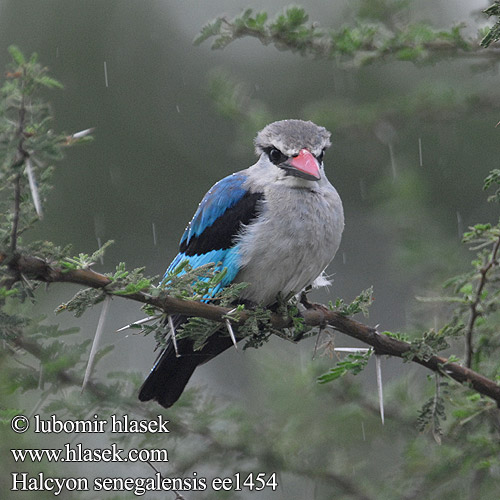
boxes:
[71,127,95,139]
[375,354,385,425]
[334,347,370,353]
[116,316,158,332]
[168,315,180,357]
[25,158,43,219]
[225,319,238,349]
[82,295,111,391]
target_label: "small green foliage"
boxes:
[195,7,327,57]
[481,2,500,48]
[317,349,373,383]
[383,330,409,342]
[409,170,500,435]
[179,316,223,351]
[0,408,25,424]
[403,325,459,362]
[331,287,374,317]
[194,5,478,67]
[111,278,151,296]
[55,287,106,317]
[241,306,274,349]
[287,303,307,334]
[27,240,73,263]
[417,375,448,444]
[60,240,114,271]
[0,309,28,340]
[483,168,500,203]
[0,286,18,299]
[194,17,225,47]
[0,47,72,250]
[330,24,378,58]
[7,45,26,65]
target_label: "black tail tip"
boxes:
[138,378,176,409]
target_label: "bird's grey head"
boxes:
[254,119,331,184]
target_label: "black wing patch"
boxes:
[180,192,264,256]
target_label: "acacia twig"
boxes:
[9,173,22,255]
[2,251,500,407]
[465,235,500,368]
[9,68,29,256]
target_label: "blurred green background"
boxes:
[1,0,500,499]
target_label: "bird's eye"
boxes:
[316,149,325,163]
[267,148,286,165]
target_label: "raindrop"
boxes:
[96,237,104,265]
[103,61,109,88]
[82,296,111,391]
[152,222,157,246]
[342,252,347,265]
[38,364,44,390]
[94,214,105,240]
[361,421,366,441]
[388,143,396,180]
[418,137,423,167]
[176,105,181,113]
[374,121,397,180]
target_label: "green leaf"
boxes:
[8,45,26,65]
[112,278,152,295]
[317,350,373,384]
[483,169,500,190]
[481,3,500,47]
[193,18,223,46]
[35,75,64,89]
[334,287,374,317]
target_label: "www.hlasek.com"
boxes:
[11,442,168,463]
[9,413,278,496]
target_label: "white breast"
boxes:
[235,183,344,305]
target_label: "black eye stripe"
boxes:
[265,147,288,165]
[265,147,325,165]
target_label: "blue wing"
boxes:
[165,172,263,293]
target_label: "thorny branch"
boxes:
[6,302,375,500]
[464,234,500,368]
[2,251,500,407]
[9,68,29,257]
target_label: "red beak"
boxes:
[288,149,321,181]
